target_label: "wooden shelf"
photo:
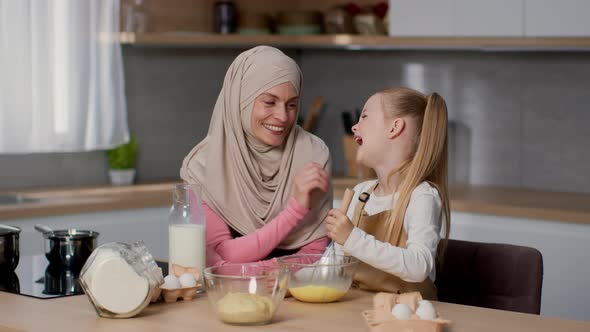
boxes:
[119,32,590,51]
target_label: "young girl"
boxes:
[326,87,450,300]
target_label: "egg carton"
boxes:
[161,286,200,302]
[362,292,451,332]
[150,287,163,303]
[158,264,203,303]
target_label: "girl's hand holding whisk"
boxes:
[325,209,354,245]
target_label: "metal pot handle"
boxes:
[34,224,53,235]
[0,224,21,233]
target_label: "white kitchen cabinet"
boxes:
[390,0,590,38]
[525,0,590,36]
[454,0,524,36]
[389,0,523,37]
[7,207,169,261]
[389,0,454,36]
[450,211,590,321]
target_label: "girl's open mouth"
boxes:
[354,135,363,145]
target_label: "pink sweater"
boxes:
[205,198,329,267]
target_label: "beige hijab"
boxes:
[180,46,332,250]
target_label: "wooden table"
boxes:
[1,290,589,331]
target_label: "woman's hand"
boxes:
[291,162,329,210]
[325,208,354,245]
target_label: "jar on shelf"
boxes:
[122,0,148,33]
[214,0,237,34]
[79,241,163,318]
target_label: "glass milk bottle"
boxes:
[168,184,206,281]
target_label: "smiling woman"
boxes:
[250,83,299,147]
[180,46,332,268]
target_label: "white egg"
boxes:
[391,303,412,320]
[178,273,197,288]
[162,275,181,289]
[416,300,437,320]
[418,300,434,308]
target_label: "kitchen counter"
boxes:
[0,182,176,220]
[1,289,589,331]
[1,177,590,224]
[333,178,590,224]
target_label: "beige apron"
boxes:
[350,183,438,300]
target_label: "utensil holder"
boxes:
[342,135,376,179]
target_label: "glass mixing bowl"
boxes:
[278,254,359,303]
[203,264,289,325]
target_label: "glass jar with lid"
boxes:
[79,241,163,318]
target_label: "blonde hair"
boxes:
[378,87,451,259]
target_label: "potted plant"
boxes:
[106,137,138,186]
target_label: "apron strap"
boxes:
[351,182,379,227]
[351,182,404,247]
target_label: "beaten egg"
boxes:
[289,285,347,303]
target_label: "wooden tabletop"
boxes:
[2,178,590,224]
[0,289,589,331]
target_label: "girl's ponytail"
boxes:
[379,88,451,261]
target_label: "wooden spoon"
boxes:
[302,96,325,132]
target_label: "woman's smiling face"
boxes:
[251,82,299,147]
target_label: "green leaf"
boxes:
[106,137,137,169]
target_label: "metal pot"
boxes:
[43,264,81,295]
[0,224,21,272]
[0,271,20,293]
[35,225,99,269]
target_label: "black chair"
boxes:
[435,239,543,314]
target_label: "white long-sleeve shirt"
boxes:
[335,180,442,283]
